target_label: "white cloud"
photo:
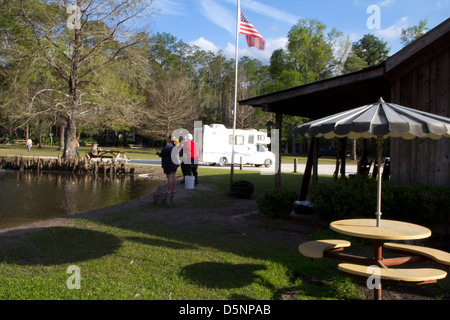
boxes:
[199,0,236,36]
[189,37,220,53]
[348,32,361,43]
[224,37,288,65]
[191,0,299,66]
[375,16,409,39]
[375,25,402,39]
[201,0,299,36]
[196,0,293,64]
[224,42,237,59]
[237,0,299,25]
[378,0,395,7]
[154,0,186,16]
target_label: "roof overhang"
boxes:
[385,18,450,77]
[240,18,450,120]
[239,64,390,119]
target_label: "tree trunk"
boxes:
[64,115,77,159]
[63,23,81,160]
[166,120,171,140]
[58,120,65,151]
[38,119,42,148]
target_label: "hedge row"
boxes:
[310,176,450,228]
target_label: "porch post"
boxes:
[299,137,317,200]
[275,112,282,188]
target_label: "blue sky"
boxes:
[149,0,450,65]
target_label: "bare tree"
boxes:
[144,72,196,140]
[13,0,155,159]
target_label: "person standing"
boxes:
[182,133,199,185]
[75,135,80,157]
[179,143,187,184]
[26,138,32,152]
[157,136,179,194]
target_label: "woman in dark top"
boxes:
[157,137,179,194]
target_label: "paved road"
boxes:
[128,159,358,176]
[10,155,356,176]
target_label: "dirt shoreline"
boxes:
[0,165,447,300]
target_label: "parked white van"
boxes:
[193,124,276,167]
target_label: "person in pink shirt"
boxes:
[181,134,199,185]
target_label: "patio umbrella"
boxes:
[292,97,450,227]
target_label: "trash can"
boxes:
[185,176,195,189]
[293,201,314,215]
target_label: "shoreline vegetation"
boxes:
[0,154,134,175]
[0,143,356,164]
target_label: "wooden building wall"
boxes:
[389,47,450,187]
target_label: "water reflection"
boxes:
[0,170,163,229]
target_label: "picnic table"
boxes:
[89,149,129,163]
[128,144,143,149]
[299,218,450,300]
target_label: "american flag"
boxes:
[239,10,265,50]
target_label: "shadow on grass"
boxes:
[180,262,267,289]
[0,227,122,266]
[125,236,197,250]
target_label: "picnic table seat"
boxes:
[90,154,113,159]
[298,240,351,259]
[338,263,447,283]
[384,242,450,267]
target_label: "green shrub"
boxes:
[310,176,450,228]
[81,137,97,146]
[40,135,59,145]
[256,188,297,219]
[310,176,377,224]
[383,184,450,227]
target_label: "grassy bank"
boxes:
[0,218,351,300]
[1,158,446,301]
[0,165,364,300]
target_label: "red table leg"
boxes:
[374,239,383,300]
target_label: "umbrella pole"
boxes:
[376,136,383,227]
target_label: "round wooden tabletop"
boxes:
[330,219,432,240]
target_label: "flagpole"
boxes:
[230,0,240,183]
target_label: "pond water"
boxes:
[0,170,163,230]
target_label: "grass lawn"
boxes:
[0,155,364,301]
[0,218,355,300]
[1,145,446,302]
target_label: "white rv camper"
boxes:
[194,124,276,167]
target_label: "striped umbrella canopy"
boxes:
[292,97,450,227]
[292,98,450,140]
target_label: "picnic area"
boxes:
[1,1,449,306]
[0,162,449,301]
